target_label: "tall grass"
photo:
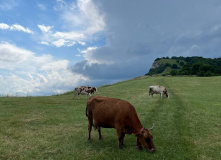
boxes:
[0,76,220,160]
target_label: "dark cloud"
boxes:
[71,0,221,85]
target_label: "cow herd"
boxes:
[74,85,169,100]
[73,85,169,153]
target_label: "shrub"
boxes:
[171,64,178,69]
[170,70,178,76]
[179,61,184,66]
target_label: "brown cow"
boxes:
[86,96,156,152]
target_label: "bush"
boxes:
[171,64,178,69]
[180,70,189,75]
[179,61,184,66]
[170,70,178,76]
[155,58,161,61]
[204,71,212,77]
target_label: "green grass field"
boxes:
[0,76,220,160]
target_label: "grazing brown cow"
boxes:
[86,96,156,152]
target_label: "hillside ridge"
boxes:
[146,56,221,76]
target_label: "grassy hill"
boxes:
[0,76,221,160]
[146,56,221,76]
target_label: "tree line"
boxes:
[146,56,221,77]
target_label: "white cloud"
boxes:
[81,46,97,54]
[52,39,68,47]
[52,39,76,47]
[76,0,106,34]
[40,41,49,45]
[38,0,105,47]
[37,25,86,47]
[78,41,86,45]
[0,42,88,96]
[0,42,34,66]
[0,23,9,29]
[37,3,47,11]
[10,24,33,33]
[0,23,33,34]
[38,24,53,33]
[53,31,85,40]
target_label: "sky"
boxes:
[0,0,221,96]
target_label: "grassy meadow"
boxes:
[0,76,220,160]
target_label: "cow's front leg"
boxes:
[73,93,77,99]
[86,93,91,99]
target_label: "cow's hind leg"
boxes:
[121,133,125,147]
[88,118,92,140]
[97,126,102,140]
[160,92,163,98]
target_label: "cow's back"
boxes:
[149,86,165,92]
[87,96,140,130]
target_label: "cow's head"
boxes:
[163,88,169,98]
[135,126,156,153]
[90,87,97,94]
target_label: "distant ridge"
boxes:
[145,56,221,76]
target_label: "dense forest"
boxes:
[146,56,221,77]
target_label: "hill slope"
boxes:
[0,76,221,160]
[146,56,221,76]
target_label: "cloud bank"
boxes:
[0,43,87,96]
[38,0,105,48]
[0,0,106,96]
[71,0,221,82]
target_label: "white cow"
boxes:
[74,86,98,99]
[149,86,169,98]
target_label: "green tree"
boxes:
[170,70,178,76]
[171,64,178,69]
[192,63,202,75]
[179,61,184,66]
